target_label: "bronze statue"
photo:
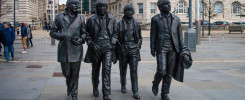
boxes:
[150,0,192,100]
[84,0,118,100]
[116,4,142,99]
[49,0,87,100]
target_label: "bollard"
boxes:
[208,36,211,43]
[184,28,196,52]
[221,35,224,43]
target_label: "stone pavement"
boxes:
[0,30,245,100]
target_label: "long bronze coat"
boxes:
[150,14,186,53]
[50,11,87,63]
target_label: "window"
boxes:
[15,0,19,10]
[177,1,187,13]
[47,10,50,14]
[231,2,240,14]
[138,3,143,14]
[151,3,157,14]
[214,1,223,14]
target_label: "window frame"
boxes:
[231,2,241,14]
[214,1,223,14]
[177,1,187,14]
[138,3,143,14]
[151,3,157,14]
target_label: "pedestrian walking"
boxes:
[3,22,15,62]
[17,26,20,36]
[0,43,2,56]
[21,23,28,53]
[0,23,4,56]
[27,25,33,48]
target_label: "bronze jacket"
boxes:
[50,11,87,63]
[84,14,118,63]
[150,13,187,53]
[116,18,142,61]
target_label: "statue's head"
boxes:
[157,0,171,13]
[123,4,134,19]
[95,0,108,16]
[66,0,80,14]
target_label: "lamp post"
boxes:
[195,0,201,45]
[184,0,196,52]
[14,0,16,33]
[51,0,55,45]
[202,0,204,37]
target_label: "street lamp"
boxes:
[184,0,197,52]
[50,0,55,45]
[202,0,205,37]
[14,0,16,33]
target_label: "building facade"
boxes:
[45,0,59,25]
[0,0,45,27]
[108,0,245,24]
[81,0,96,15]
[58,4,66,14]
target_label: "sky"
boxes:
[59,0,67,4]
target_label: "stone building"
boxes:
[81,0,97,15]
[45,0,59,25]
[58,4,66,14]
[108,0,245,24]
[0,0,46,27]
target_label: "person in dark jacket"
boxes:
[150,0,190,100]
[116,4,142,99]
[21,23,28,53]
[27,25,33,48]
[49,0,87,100]
[3,22,15,62]
[17,26,20,36]
[0,23,4,56]
[0,43,2,56]
[84,0,118,99]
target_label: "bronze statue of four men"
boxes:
[50,0,192,100]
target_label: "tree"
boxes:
[241,3,245,15]
[0,0,13,18]
[202,0,218,35]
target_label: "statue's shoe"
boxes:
[121,86,127,93]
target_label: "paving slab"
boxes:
[0,30,245,100]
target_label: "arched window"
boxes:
[231,2,241,14]
[177,1,187,13]
[214,1,223,14]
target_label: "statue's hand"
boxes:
[151,51,156,57]
[71,36,83,46]
[183,55,190,61]
[93,42,100,52]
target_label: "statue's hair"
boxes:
[124,4,134,12]
[96,0,107,5]
[158,0,168,4]
[66,0,79,6]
